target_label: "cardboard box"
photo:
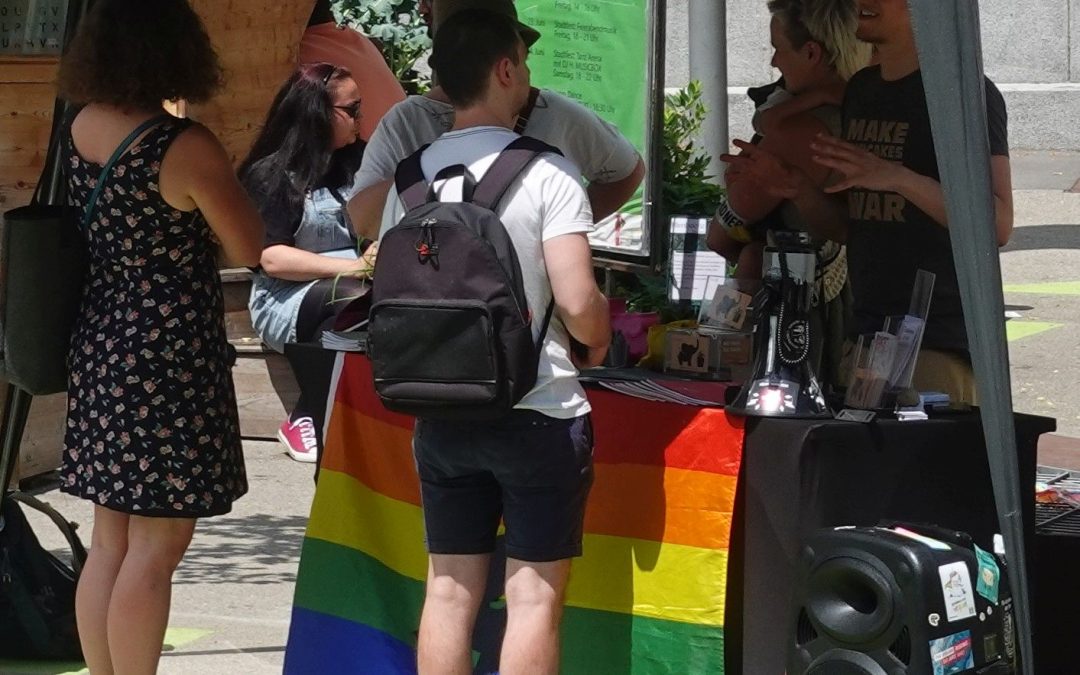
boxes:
[664,328,754,381]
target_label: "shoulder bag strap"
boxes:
[81,114,172,229]
[29,101,71,207]
[10,491,87,572]
[513,87,541,135]
[472,136,563,357]
[470,136,563,212]
[532,299,556,364]
[393,144,433,212]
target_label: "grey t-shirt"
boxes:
[353,89,640,195]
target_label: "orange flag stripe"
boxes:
[587,462,736,550]
[322,402,737,549]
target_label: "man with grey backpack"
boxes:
[369,9,610,673]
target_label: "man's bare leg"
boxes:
[500,558,572,675]
[417,553,491,675]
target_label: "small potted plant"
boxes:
[608,81,725,367]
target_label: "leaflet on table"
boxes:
[597,379,727,407]
[320,330,367,352]
[843,270,936,410]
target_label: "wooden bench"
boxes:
[222,268,300,440]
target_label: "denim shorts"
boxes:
[412,411,594,562]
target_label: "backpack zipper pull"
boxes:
[415,219,440,268]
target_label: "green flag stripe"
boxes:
[294,538,725,674]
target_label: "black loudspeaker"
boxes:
[788,525,1015,675]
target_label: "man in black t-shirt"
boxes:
[837,66,1009,356]
[722,0,1014,404]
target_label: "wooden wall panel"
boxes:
[0,1,311,211]
[188,0,313,163]
[0,61,58,211]
[0,387,68,486]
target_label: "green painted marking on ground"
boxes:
[0,627,213,674]
[1006,321,1062,342]
[1004,281,1080,295]
[161,627,213,651]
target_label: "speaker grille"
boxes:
[796,608,818,645]
[806,557,894,644]
[807,658,882,675]
[889,626,911,664]
[806,649,890,675]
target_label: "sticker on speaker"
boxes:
[929,630,974,675]
[892,526,951,551]
[938,561,977,622]
[973,544,1001,604]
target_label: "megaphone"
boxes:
[728,232,831,418]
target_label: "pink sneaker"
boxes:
[278,416,318,463]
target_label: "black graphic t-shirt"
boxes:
[842,66,1008,353]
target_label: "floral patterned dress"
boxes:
[60,117,247,518]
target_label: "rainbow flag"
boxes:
[285,355,744,674]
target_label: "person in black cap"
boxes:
[346,0,645,242]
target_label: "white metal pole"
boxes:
[688,0,728,184]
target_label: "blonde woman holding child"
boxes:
[711,0,871,386]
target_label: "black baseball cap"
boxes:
[433,0,542,47]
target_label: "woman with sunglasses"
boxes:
[240,62,374,463]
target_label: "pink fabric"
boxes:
[611,310,660,362]
[299,23,407,141]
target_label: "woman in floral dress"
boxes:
[56,1,263,672]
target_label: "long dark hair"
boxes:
[238,62,364,237]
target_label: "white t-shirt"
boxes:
[353,89,640,197]
[380,126,594,419]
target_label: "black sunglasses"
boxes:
[334,100,362,120]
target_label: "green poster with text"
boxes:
[519,0,650,250]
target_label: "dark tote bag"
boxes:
[0,104,86,396]
[0,112,166,396]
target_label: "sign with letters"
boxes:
[519,0,664,266]
[0,0,69,56]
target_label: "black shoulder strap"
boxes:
[513,87,541,135]
[471,136,563,212]
[393,143,432,212]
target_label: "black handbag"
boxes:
[0,103,85,396]
[0,112,169,396]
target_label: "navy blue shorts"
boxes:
[412,411,594,562]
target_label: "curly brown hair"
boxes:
[57,0,223,111]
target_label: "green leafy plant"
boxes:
[610,80,724,321]
[333,0,431,94]
[661,80,725,218]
